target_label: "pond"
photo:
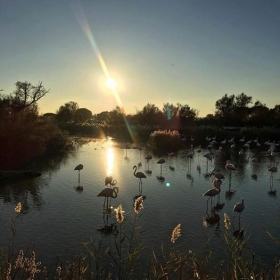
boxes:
[1,138,280,273]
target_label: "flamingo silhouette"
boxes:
[105,176,117,187]
[225,160,237,194]
[133,165,147,193]
[157,158,165,180]
[233,198,245,227]
[74,164,83,189]
[97,187,119,210]
[268,162,278,193]
[203,185,221,212]
[145,155,152,174]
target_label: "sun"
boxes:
[106,77,117,90]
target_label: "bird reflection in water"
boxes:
[97,211,118,235]
[203,210,220,230]
[123,144,130,161]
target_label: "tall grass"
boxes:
[1,202,280,279]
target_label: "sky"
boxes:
[1,0,280,117]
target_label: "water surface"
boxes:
[0,139,280,270]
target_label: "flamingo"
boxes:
[204,153,213,175]
[225,160,237,172]
[105,176,117,187]
[196,145,202,171]
[225,160,237,194]
[168,153,175,171]
[145,155,152,174]
[251,157,258,179]
[133,165,147,193]
[233,198,245,224]
[97,187,119,210]
[212,178,222,189]
[157,158,165,180]
[212,171,225,180]
[138,147,143,166]
[203,185,221,211]
[268,162,278,192]
[74,164,83,188]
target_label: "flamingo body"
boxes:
[233,198,245,214]
[97,187,119,198]
[133,165,147,181]
[74,164,83,171]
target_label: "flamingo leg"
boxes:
[229,171,232,190]
[238,214,241,229]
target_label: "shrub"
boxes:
[149,130,182,153]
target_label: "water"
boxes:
[0,138,280,271]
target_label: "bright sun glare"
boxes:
[106,78,117,90]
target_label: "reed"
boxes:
[2,206,280,279]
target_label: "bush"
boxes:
[149,130,182,153]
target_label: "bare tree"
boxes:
[12,81,50,111]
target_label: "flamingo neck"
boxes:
[112,187,118,198]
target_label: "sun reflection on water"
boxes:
[106,148,114,176]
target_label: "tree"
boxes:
[215,94,236,125]
[247,101,269,127]
[12,81,49,112]
[73,108,92,124]
[108,106,125,126]
[271,105,280,127]
[0,81,49,121]
[178,104,198,127]
[235,93,252,108]
[161,103,181,128]
[234,93,252,126]
[56,101,79,122]
[93,111,110,126]
[135,103,163,126]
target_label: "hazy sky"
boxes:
[1,0,279,117]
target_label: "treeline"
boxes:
[46,92,280,129]
[1,81,280,168]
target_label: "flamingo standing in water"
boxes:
[145,155,152,174]
[204,152,213,175]
[74,164,83,189]
[225,160,237,194]
[97,187,119,211]
[157,158,166,180]
[203,184,221,211]
[233,198,245,227]
[268,162,278,193]
[133,165,147,193]
[168,152,175,171]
